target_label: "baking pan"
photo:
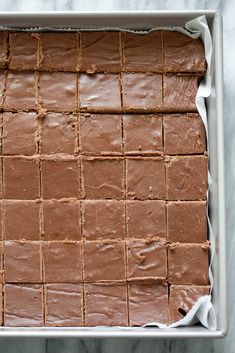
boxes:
[0,10,226,338]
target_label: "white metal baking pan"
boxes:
[0,10,226,338]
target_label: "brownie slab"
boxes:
[3,200,40,241]
[127,240,167,280]
[122,31,163,72]
[43,200,81,241]
[45,283,83,326]
[129,283,168,326]
[42,241,82,282]
[166,155,208,201]
[84,241,125,281]
[41,113,77,155]
[167,201,207,243]
[85,283,128,326]
[4,284,43,326]
[82,200,125,240]
[126,200,166,239]
[169,285,210,323]
[80,32,121,73]
[9,32,40,70]
[80,73,121,112]
[80,113,122,155]
[123,114,163,154]
[3,157,40,200]
[2,112,38,155]
[168,243,209,285]
[163,31,205,73]
[122,73,162,111]
[41,33,79,72]
[126,157,165,200]
[82,157,124,199]
[4,241,41,283]
[163,113,206,154]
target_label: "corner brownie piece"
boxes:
[123,114,163,154]
[164,113,206,155]
[41,32,79,72]
[80,73,122,112]
[0,31,8,68]
[169,285,210,323]
[85,283,128,326]
[167,201,207,243]
[127,240,167,280]
[4,284,43,326]
[122,73,162,111]
[168,243,209,285]
[126,157,165,200]
[82,200,125,240]
[122,31,163,72]
[9,32,40,70]
[2,112,38,155]
[84,241,125,281]
[3,200,40,241]
[166,155,208,201]
[129,283,168,326]
[4,241,42,283]
[126,200,166,239]
[163,31,205,73]
[80,113,122,155]
[45,283,83,326]
[80,32,121,72]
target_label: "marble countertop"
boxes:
[0,1,234,353]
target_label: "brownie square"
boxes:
[41,159,79,199]
[169,285,210,323]
[3,200,40,241]
[168,243,209,285]
[82,200,125,240]
[42,241,82,282]
[3,157,40,199]
[2,112,38,155]
[41,32,79,71]
[167,201,207,243]
[82,158,124,199]
[129,283,168,325]
[43,200,81,241]
[80,32,121,72]
[84,241,125,281]
[9,32,39,70]
[4,71,37,111]
[80,113,122,155]
[127,200,166,239]
[163,31,205,73]
[41,113,77,154]
[39,72,77,112]
[122,31,163,72]
[45,283,83,326]
[0,31,8,68]
[163,74,199,112]
[166,156,208,201]
[126,157,165,200]
[123,114,163,154]
[4,284,43,326]
[0,71,6,109]
[85,283,128,326]
[80,73,122,112]
[122,73,162,112]
[4,241,41,283]
[127,240,167,280]
[163,113,206,154]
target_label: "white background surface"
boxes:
[0,1,234,352]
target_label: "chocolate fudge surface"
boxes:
[0,30,208,328]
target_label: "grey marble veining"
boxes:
[0,0,234,352]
